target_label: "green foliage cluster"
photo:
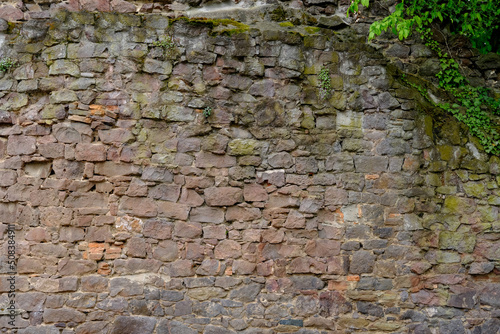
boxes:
[347,0,500,154]
[348,0,500,53]
[0,57,16,72]
[152,35,176,56]
[418,29,500,154]
[203,106,212,118]
[318,66,332,100]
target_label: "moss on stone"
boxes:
[437,145,454,161]
[228,139,260,156]
[170,17,249,36]
[304,26,321,34]
[270,6,287,22]
[301,113,315,129]
[439,231,476,253]
[279,22,294,28]
[463,182,487,198]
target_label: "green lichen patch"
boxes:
[439,231,476,253]
[170,17,249,36]
[228,139,260,156]
[304,26,321,34]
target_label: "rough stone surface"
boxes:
[0,6,497,334]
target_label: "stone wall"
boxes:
[0,3,499,334]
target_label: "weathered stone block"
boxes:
[195,152,237,168]
[158,201,190,220]
[110,316,156,334]
[95,161,141,176]
[353,156,388,173]
[256,170,286,187]
[439,231,476,253]
[7,135,36,155]
[350,250,376,274]
[58,259,97,276]
[114,259,162,275]
[305,240,341,257]
[119,196,157,217]
[226,206,261,222]
[190,206,225,223]
[75,143,107,161]
[173,221,202,238]
[143,219,172,240]
[157,320,197,334]
[43,308,86,323]
[153,240,178,262]
[214,240,241,259]
[205,187,243,206]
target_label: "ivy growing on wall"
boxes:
[348,0,500,53]
[348,0,500,154]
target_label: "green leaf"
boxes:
[361,0,369,7]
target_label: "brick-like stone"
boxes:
[110,316,156,334]
[75,143,107,161]
[190,206,225,223]
[7,135,36,155]
[95,162,141,176]
[158,201,190,220]
[214,240,241,259]
[119,196,157,217]
[43,308,86,323]
[350,251,376,274]
[244,184,268,202]
[205,187,243,206]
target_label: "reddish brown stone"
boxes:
[195,152,236,168]
[283,209,306,228]
[24,227,50,242]
[190,206,225,223]
[157,201,190,220]
[203,225,227,240]
[179,188,205,207]
[233,260,256,275]
[204,187,243,206]
[325,187,349,206]
[0,4,24,21]
[114,259,162,275]
[7,135,36,155]
[119,197,157,217]
[327,257,347,275]
[305,240,341,257]
[81,0,111,11]
[58,259,97,276]
[226,206,261,221]
[173,221,202,238]
[214,240,242,259]
[257,260,274,276]
[75,143,107,161]
[196,259,224,276]
[288,257,327,274]
[152,240,178,262]
[185,242,205,261]
[143,220,172,240]
[262,228,285,244]
[319,291,352,316]
[163,260,195,277]
[126,237,147,258]
[43,308,86,323]
[243,184,268,202]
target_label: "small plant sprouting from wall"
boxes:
[318,65,332,100]
[0,57,16,72]
[152,35,176,57]
[203,106,212,118]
